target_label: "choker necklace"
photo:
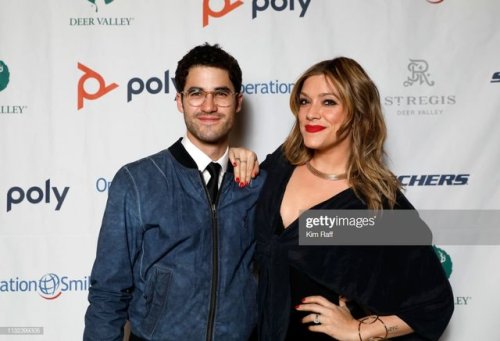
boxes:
[306,162,347,181]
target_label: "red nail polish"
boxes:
[239,182,244,188]
[233,162,237,167]
[235,177,240,183]
[301,298,306,303]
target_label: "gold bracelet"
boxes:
[358,315,377,341]
[357,315,389,341]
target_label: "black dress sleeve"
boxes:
[260,145,286,171]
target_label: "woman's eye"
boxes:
[324,99,337,106]
[299,98,309,105]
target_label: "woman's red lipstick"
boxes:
[305,125,326,133]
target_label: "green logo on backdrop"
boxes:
[0,61,10,92]
[433,246,452,279]
[88,0,115,11]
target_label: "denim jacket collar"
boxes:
[168,138,234,174]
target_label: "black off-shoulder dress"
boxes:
[255,148,454,341]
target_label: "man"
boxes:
[84,43,264,341]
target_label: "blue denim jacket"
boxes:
[84,140,265,341]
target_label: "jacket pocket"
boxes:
[142,266,172,338]
[240,204,257,250]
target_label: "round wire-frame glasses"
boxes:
[180,89,238,107]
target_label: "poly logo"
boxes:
[203,0,312,27]
[433,246,453,279]
[403,59,435,87]
[203,0,243,27]
[77,63,176,108]
[77,63,119,110]
[0,60,10,92]
[6,179,70,212]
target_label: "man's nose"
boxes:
[201,92,217,112]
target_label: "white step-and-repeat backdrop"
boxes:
[1,0,499,339]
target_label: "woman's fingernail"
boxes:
[239,182,245,188]
[235,177,240,183]
[301,298,306,303]
[295,305,300,309]
[233,162,237,167]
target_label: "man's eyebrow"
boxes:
[186,86,232,91]
[186,86,202,91]
[214,86,232,91]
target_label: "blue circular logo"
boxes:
[38,273,62,299]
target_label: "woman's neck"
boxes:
[309,141,350,175]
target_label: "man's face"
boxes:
[176,66,242,148]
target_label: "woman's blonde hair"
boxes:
[283,57,401,209]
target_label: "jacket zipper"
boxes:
[202,172,225,341]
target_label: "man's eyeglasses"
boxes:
[180,89,238,107]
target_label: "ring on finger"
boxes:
[313,313,321,324]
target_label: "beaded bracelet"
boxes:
[357,315,389,341]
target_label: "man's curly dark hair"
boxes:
[174,43,242,93]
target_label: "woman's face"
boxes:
[298,74,349,152]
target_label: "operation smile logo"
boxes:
[0,273,90,300]
[69,0,134,26]
[384,59,456,117]
[203,0,312,27]
[0,60,28,115]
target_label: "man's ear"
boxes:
[235,93,243,113]
[175,93,184,113]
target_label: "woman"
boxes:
[254,57,454,340]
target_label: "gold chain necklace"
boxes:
[306,162,347,181]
